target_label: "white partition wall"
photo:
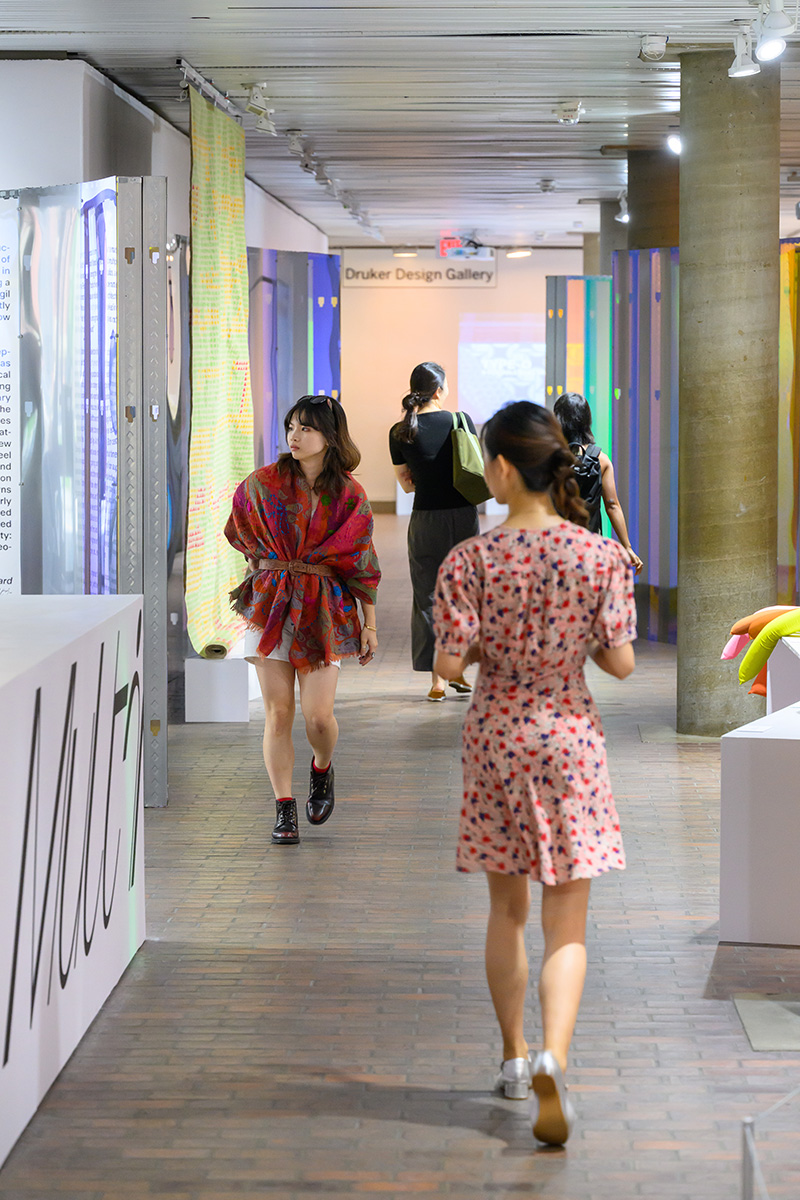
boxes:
[0,595,146,1166]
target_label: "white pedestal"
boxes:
[0,595,146,1166]
[720,701,800,946]
[185,657,251,722]
[767,635,800,715]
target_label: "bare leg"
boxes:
[254,660,296,797]
[297,664,340,769]
[538,877,591,1072]
[430,671,447,692]
[485,872,531,1061]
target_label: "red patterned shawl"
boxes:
[224,462,381,672]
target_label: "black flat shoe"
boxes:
[306,761,335,824]
[272,799,300,844]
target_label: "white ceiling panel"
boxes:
[2,0,800,245]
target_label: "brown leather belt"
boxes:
[258,558,337,579]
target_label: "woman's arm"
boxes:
[599,454,643,574]
[394,464,415,494]
[435,641,480,681]
[587,639,635,680]
[358,600,378,665]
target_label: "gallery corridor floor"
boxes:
[1,515,799,1199]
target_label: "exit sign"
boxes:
[438,235,463,257]
[437,234,494,261]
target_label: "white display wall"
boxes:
[0,595,146,1165]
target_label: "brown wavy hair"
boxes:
[482,401,589,527]
[279,396,361,498]
[394,361,446,443]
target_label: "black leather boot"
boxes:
[272,799,300,844]
[306,761,335,825]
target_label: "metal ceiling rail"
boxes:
[178,57,243,122]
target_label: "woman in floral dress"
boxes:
[433,402,636,1146]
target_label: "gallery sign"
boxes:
[342,250,497,289]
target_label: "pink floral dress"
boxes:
[433,523,636,884]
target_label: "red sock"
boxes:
[276,795,294,804]
[312,759,331,774]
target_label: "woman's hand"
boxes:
[626,546,644,575]
[463,642,482,667]
[359,627,378,666]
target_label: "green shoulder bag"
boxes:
[451,412,492,505]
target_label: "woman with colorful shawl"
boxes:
[225,395,381,846]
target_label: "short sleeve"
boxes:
[591,543,637,648]
[389,426,407,465]
[434,545,481,654]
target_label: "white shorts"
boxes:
[244,621,341,669]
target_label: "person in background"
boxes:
[553,392,643,574]
[433,401,636,1146]
[389,361,480,702]
[225,395,380,847]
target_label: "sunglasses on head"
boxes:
[306,394,340,409]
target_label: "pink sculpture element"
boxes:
[721,633,750,661]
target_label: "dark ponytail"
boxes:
[395,361,446,443]
[482,401,590,527]
[553,392,595,447]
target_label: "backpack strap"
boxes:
[570,442,601,461]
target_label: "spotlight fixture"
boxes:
[314,165,329,185]
[393,247,418,258]
[554,101,585,126]
[506,247,533,258]
[538,178,557,193]
[755,1,794,61]
[255,113,277,135]
[286,130,305,156]
[246,85,272,117]
[729,29,761,76]
[640,34,669,61]
[666,133,683,154]
[299,154,316,175]
[614,192,630,225]
[762,0,794,35]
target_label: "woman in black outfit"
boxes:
[389,362,480,701]
[553,392,643,574]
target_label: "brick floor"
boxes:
[1,515,799,1199]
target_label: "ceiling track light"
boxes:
[554,101,585,126]
[255,114,277,135]
[286,130,305,156]
[614,192,630,224]
[754,0,795,61]
[729,28,762,76]
[640,34,669,61]
[246,85,272,117]
[538,178,557,193]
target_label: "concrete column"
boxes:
[599,200,627,274]
[582,232,600,275]
[677,52,780,735]
[627,149,679,250]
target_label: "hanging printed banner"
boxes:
[186,89,254,655]
[0,198,19,596]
